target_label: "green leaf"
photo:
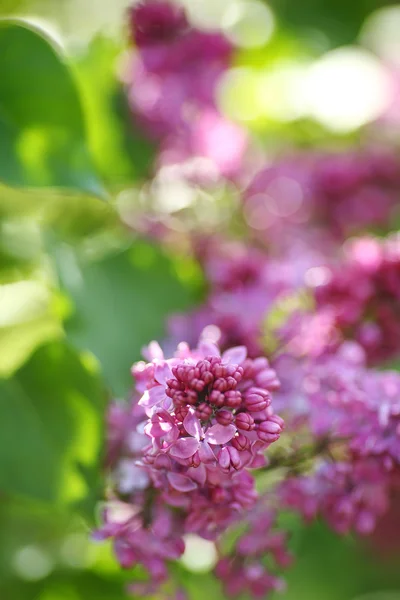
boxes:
[56,241,200,397]
[0,341,106,506]
[0,20,103,195]
[72,35,155,185]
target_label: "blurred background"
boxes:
[1,0,400,598]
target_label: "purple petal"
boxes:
[138,386,166,408]
[183,408,202,440]
[187,464,207,486]
[198,440,216,464]
[198,340,220,357]
[169,437,200,459]
[218,447,230,469]
[204,423,236,445]
[167,472,197,492]
[155,362,173,385]
[222,346,247,365]
[142,341,164,361]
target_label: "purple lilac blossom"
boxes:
[96,334,283,593]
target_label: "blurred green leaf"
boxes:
[268,0,394,47]
[0,20,103,195]
[72,35,154,185]
[0,341,106,506]
[56,241,200,396]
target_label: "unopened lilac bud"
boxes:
[209,390,225,407]
[225,390,242,408]
[257,419,283,443]
[175,405,189,422]
[231,432,251,451]
[255,368,280,391]
[268,414,285,430]
[196,402,213,421]
[218,446,241,472]
[216,409,234,426]
[245,392,269,412]
[235,412,255,431]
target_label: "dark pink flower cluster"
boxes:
[274,341,400,536]
[96,336,283,593]
[311,235,400,364]
[244,150,400,246]
[125,0,247,178]
[169,238,325,356]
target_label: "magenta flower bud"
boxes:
[257,419,283,443]
[268,414,285,430]
[196,402,213,421]
[202,371,214,385]
[227,446,241,469]
[255,368,281,391]
[231,432,250,451]
[245,393,268,412]
[186,390,198,405]
[216,409,234,426]
[218,446,241,472]
[209,390,225,407]
[235,412,255,431]
[191,378,205,392]
[225,390,242,408]
[214,378,228,392]
[175,405,189,422]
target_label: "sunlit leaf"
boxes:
[0,20,103,195]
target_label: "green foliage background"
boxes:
[0,1,399,599]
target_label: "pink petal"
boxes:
[138,386,166,408]
[167,472,197,492]
[155,362,173,385]
[222,346,247,365]
[204,423,236,445]
[198,440,216,464]
[187,464,207,486]
[198,340,220,357]
[183,408,202,440]
[142,341,164,361]
[169,437,200,459]
[218,447,230,469]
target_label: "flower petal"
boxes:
[142,341,164,361]
[222,346,247,366]
[187,464,207,486]
[183,408,202,440]
[155,362,173,385]
[204,423,236,445]
[138,386,166,408]
[199,340,220,357]
[167,472,197,492]
[169,437,200,459]
[198,440,216,464]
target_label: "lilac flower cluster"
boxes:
[215,505,291,598]
[125,0,247,178]
[310,235,400,364]
[97,337,283,594]
[244,149,400,246]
